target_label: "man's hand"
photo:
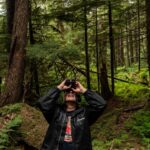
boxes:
[72,81,87,94]
[57,79,71,91]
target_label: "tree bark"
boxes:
[135,28,139,63]
[125,16,130,67]
[146,0,150,76]
[95,7,100,92]
[6,0,15,52]
[100,62,113,100]
[129,29,134,64]
[0,0,29,107]
[84,0,91,89]
[29,0,40,96]
[108,1,115,95]
[99,32,112,99]
[137,0,141,71]
[0,77,2,94]
[120,29,124,66]
[117,29,124,67]
[6,0,15,35]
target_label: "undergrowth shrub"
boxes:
[115,82,150,103]
[0,115,22,148]
[125,110,150,146]
[0,104,22,149]
[0,103,21,115]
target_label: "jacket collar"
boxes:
[61,104,84,118]
[71,107,84,118]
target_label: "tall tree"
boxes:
[6,0,15,35]
[99,33,112,100]
[108,1,115,95]
[95,7,100,92]
[29,0,40,96]
[6,0,15,52]
[137,0,141,71]
[125,12,130,67]
[146,0,150,76]
[0,0,29,107]
[130,31,134,63]
[84,0,91,89]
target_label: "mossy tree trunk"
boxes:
[95,6,100,93]
[0,0,29,107]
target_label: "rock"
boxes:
[19,103,48,149]
[0,103,48,150]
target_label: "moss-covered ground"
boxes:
[91,67,150,150]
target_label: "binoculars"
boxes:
[65,79,76,89]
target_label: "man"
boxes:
[37,79,107,150]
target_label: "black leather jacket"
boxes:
[37,87,107,150]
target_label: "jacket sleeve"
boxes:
[84,90,107,126]
[36,87,61,123]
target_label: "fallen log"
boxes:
[123,103,145,112]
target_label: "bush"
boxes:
[0,103,21,116]
[0,104,22,149]
[125,110,150,145]
[92,139,108,150]
[0,115,22,148]
[115,81,150,103]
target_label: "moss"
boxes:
[18,103,48,149]
[124,110,150,145]
[91,106,148,149]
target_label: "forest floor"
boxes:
[89,67,150,150]
[91,96,150,150]
[0,96,149,150]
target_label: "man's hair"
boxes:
[76,94,81,102]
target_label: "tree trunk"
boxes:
[108,1,115,95]
[0,77,2,94]
[6,0,15,52]
[99,33,112,100]
[0,0,29,107]
[117,30,124,67]
[135,28,139,63]
[129,29,134,64]
[137,0,141,71]
[6,0,15,34]
[29,0,40,96]
[32,61,40,96]
[100,62,113,100]
[95,7,100,92]
[84,0,91,89]
[120,29,124,66]
[146,0,150,76]
[114,38,117,70]
[126,17,130,67]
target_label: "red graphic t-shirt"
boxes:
[64,116,72,142]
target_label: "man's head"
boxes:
[57,79,86,103]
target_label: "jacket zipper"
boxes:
[57,113,66,150]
